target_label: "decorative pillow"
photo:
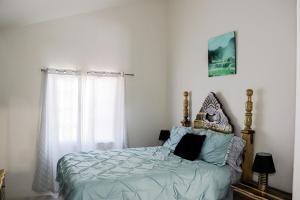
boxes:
[193,129,234,166]
[227,136,246,172]
[174,134,206,161]
[163,126,192,151]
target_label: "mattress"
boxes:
[56,146,231,200]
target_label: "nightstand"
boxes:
[0,169,5,200]
[231,181,292,200]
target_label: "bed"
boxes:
[56,90,255,200]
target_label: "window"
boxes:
[82,75,126,149]
[33,70,127,192]
[47,74,80,143]
[85,76,118,143]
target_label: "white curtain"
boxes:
[33,71,127,193]
[82,75,127,151]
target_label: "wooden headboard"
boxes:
[180,89,255,183]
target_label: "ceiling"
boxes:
[0,0,140,29]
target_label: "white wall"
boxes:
[0,0,169,198]
[167,0,296,192]
[293,0,300,198]
[0,0,297,198]
[0,32,8,172]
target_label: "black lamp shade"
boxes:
[159,130,170,142]
[252,152,276,174]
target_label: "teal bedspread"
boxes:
[57,147,231,200]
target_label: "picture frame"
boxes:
[208,31,236,77]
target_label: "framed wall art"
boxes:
[208,31,236,77]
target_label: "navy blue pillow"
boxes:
[174,133,206,161]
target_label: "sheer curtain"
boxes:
[33,71,127,193]
[82,75,127,151]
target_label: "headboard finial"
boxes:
[181,91,191,127]
[246,89,253,96]
[244,89,254,131]
[241,89,255,183]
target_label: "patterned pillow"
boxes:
[163,126,192,151]
[193,129,234,166]
[226,136,246,172]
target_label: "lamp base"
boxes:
[258,173,268,192]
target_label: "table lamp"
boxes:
[252,152,276,192]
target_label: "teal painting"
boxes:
[208,32,236,77]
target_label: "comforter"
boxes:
[57,146,231,200]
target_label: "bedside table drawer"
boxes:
[233,187,270,200]
[231,182,292,200]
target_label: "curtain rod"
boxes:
[41,68,135,76]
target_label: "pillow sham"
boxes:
[174,134,206,161]
[226,136,246,172]
[163,126,192,150]
[193,129,234,166]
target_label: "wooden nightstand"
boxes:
[231,181,292,200]
[0,169,5,200]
